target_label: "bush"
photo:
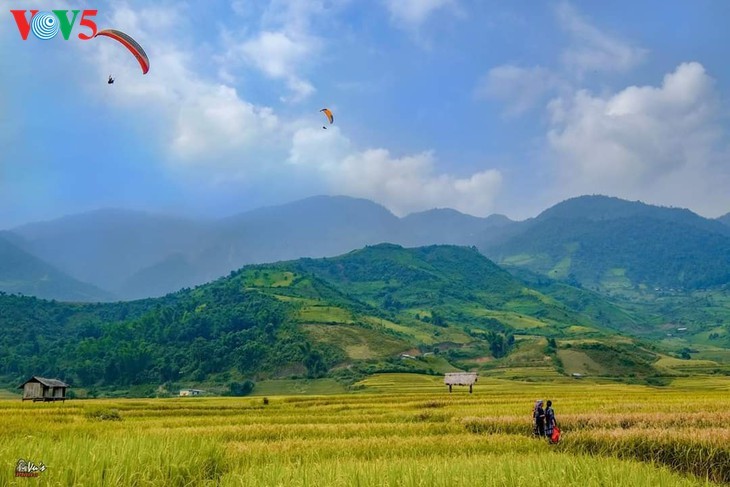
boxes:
[229,380,255,396]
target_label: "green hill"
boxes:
[3,244,706,394]
[483,196,730,293]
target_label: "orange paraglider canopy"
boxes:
[320,108,334,124]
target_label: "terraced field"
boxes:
[1,374,728,486]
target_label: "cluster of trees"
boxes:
[0,272,338,388]
[486,331,515,358]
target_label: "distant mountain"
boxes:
[0,232,111,301]
[399,209,513,247]
[719,213,730,227]
[12,209,212,298]
[200,195,401,276]
[118,253,202,300]
[482,196,730,291]
[1,244,672,390]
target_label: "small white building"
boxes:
[179,389,204,397]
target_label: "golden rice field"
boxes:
[1,374,729,486]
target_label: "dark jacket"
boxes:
[535,406,546,436]
[545,406,556,436]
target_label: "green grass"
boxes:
[495,337,552,368]
[558,349,609,375]
[363,316,435,344]
[302,324,408,359]
[548,256,572,279]
[244,270,295,288]
[501,253,539,266]
[655,356,719,369]
[298,306,354,324]
[471,309,549,329]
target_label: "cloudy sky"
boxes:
[1,0,729,228]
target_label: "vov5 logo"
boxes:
[10,9,98,40]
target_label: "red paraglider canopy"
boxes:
[95,29,150,74]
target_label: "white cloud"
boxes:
[223,0,345,102]
[476,65,562,116]
[171,85,279,161]
[240,31,309,78]
[238,30,317,102]
[86,5,284,172]
[478,3,646,117]
[556,2,647,74]
[384,0,457,28]
[547,62,729,214]
[289,128,502,216]
[260,0,345,32]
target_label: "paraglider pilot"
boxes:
[108,75,115,84]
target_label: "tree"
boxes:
[229,380,255,396]
[431,310,446,327]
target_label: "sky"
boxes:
[1,0,730,228]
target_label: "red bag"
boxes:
[551,426,561,443]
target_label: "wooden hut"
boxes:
[444,372,478,393]
[18,376,68,402]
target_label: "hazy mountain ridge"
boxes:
[12,209,212,295]
[0,232,111,301]
[5,194,730,301]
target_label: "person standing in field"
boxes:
[533,400,546,437]
[545,400,557,441]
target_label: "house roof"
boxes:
[18,376,69,389]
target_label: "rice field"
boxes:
[1,374,729,486]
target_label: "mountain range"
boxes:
[3,195,730,301]
[0,232,111,301]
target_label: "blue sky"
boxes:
[2,0,730,228]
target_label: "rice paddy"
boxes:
[1,374,728,486]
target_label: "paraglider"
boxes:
[320,108,333,129]
[95,29,150,76]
